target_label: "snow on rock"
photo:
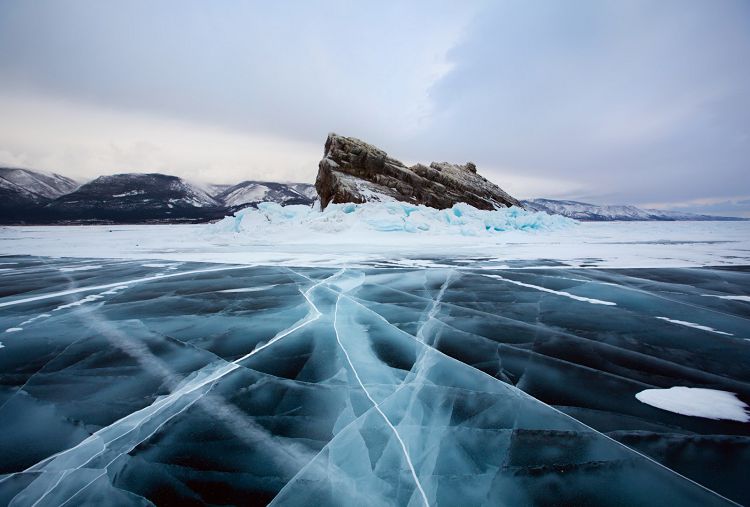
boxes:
[213,201,575,238]
[636,386,750,422]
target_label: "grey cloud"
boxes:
[411,0,750,205]
[0,0,747,210]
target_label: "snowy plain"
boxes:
[1,202,749,269]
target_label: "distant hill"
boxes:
[43,173,226,223]
[0,168,318,224]
[1,166,744,224]
[0,167,80,221]
[522,198,745,221]
[216,181,315,212]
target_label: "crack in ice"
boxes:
[2,268,348,506]
[0,265,252,309]
[332,294,430,507]
[483,273,616,305]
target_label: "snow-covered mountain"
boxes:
[44,173,226,223]
[3,165,742,225]
[0,167,79,206]
[523,198,744,221]
[215,181,316,210]
[0,169,317,224]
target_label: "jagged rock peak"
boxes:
[315,133,521,210]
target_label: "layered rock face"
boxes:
[315,133,521,210]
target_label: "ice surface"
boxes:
[1,257,748,505]
[2,217,750,269]
[636,387,750,422]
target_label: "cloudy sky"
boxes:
[1,0,748,214]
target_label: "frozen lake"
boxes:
[0,253,748,505]
[1,219,750,269]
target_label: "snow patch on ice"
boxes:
[54,294,104,310]
[219,285,276,293]
[59,264,102,272]
[101,285,129,295]
[655,316,733,336]
[213,201,575,238]
[702,294,750,303]
[20,313,51,326]
[483,274,616,306]
[636,386,750,422]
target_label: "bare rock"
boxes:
[315,133,521,210]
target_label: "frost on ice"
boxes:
[213,201,576,237]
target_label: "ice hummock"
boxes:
[213,201,576,237]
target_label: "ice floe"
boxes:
[636,387,750,422]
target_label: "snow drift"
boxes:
[213,201,576,238]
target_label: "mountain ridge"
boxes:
[522,198,745,222]
[0,167,744,224]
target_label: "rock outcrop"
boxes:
[315,133,521,210]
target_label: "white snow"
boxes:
[655,316,733,336]
[635,386,750,422]
[219,285,276,293]
[19,313,51,326]
[54,293,104,310]
[58,264,102,272]
[221,184,270,207]
[1,206,750,269]
[112,190,145,198]
[523,198,737,221]
[483,274,616,305]
[702,294,750,303]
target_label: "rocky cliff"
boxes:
[315,133,521,210]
